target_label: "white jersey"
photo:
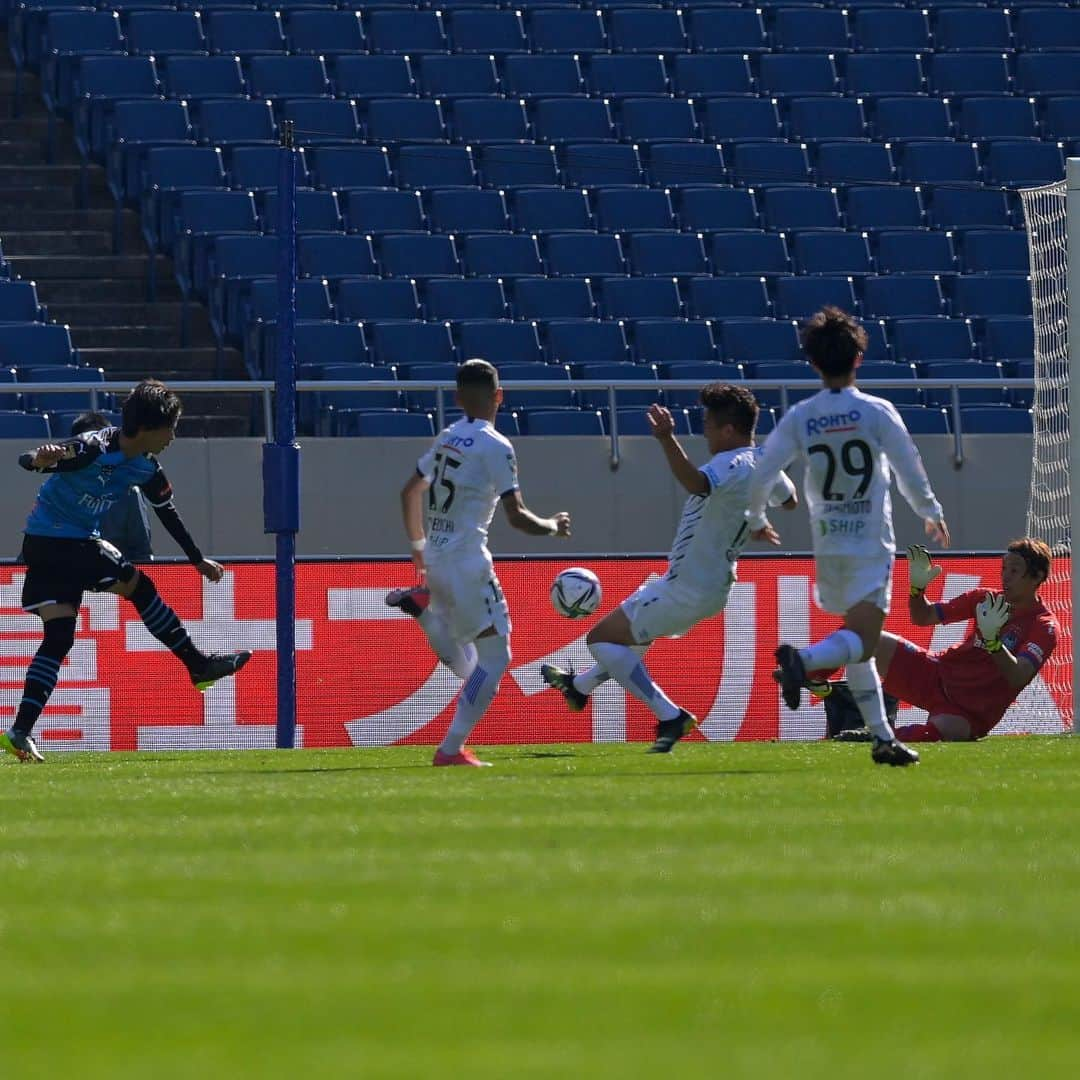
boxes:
[746,386,943,558]
[416,416,518,564]
[665,444,795,600]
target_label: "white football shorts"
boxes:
[425,553,511,643]
[621,574,729,645]
[813,554,894,616]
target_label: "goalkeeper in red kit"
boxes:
[832,538,1059,742]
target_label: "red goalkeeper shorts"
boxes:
[883,641,994,739]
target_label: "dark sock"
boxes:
[129,575,205,670]
[14,616,77,736]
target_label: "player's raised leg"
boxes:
[386,585,478,680]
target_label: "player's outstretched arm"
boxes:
[400,471,429,578]
[907,544,944,626]
[647,404,708,496]
[139,463,215,574]
[19,439,97,473]
[501,490,570,538]
[746,411,799,543]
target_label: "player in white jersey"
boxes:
[385,359,571,766]
[542,384,797,753]
[745,307,950,767]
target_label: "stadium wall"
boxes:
[0,434,1032,559]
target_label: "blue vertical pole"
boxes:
[263,120,300,749]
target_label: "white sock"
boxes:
[439,635,511,756]
[418,609,477,680]
[572,645,646,697]
[799,628,863,672]
[846,660,894,741]
[587,641,680,723]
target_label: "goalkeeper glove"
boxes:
[907,544,943,596]
[975,592,1011,653]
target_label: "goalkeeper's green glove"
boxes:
[907,544,943,597]
[975,592,1011,653]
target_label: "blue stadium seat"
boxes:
[510,277,595,321]
[333,55,415,100]
[0,324,76,368]
[104,100,194,203]
[366,98,445,143]
[927,187,1010,231]
[532,98,615,143]
[478,143,559,188]
[844,185,924,231]
[286,11,366,56]
[297,234,378,279]
[700,97,782,144]
[872,96,952,142]
[959,407,1032,435]
[632,320,718,367]
[140,146,227,252]
[959,97,1038,142]
[720,319,802,365]
[759,186,842,231]
[498,362,576,410]
[593,188,675,233]
[446,9,527,54]
[544,232,625,277]
[501,54,584,99]
[1015,53,1080,99]
[731,142,811,186]
[510,188,592,234]
[333,410,435,438]
[575,362,659,409]
[745,361,816,406]
[787,97,867,142]
[627,233,708,277]
[929,53,1010,99]
[423,279,508,321]
[852,9,931,52]
[676,187,758,232]
[647,142,726,188]
[610,9,687,53]
[587,55,669,100]
[545,320,631,366]
[365,11,446,54]
[862,275,946,318]
[282,100,360,145]
[896,406,949,435]
[173,190,260,296]
[845,53,924,98]
[343,189,425,236]
[686,276,771,319]
[685,9,768,54]
[961,229,1029,274]
[527,9,607,54]
[42,11,126,112]
[208,234,276,337]
[951,275,1033,318]
[378,234,459,279]
[711,232,791,276]
[614,407,692,437]
[395,145,476,189]
[458,234,545,278]
[562,143,643,187]
[312,363,402,428]
[126,11,206,57]
[792,231,874,275]
[773,275,857,319]
[0,282,45,323]
[246,56,329,100]
[417,55,501,101]
[1042,98,1080,143]
[854,362,923,407]
[336,278,421,322]
[0,412,50,439]
[893,319,977,363]
[815,142,895,184]
[772,8,851,52]
[458,322,545,368]
[876,230,957,275]
[984,317,1034,363]
[427,189,509,234]
[262,190,342,234]
[308,146,392,190]
[919,360,1008,406]
[758,53,839,98]
[20,368,105,419]
[983,140,1065,187]
[933,8,1012,51]
[618,98,698,144]
[596,277,682,320]
[72,57,161,159]
[163,56,246,104]
[245,280,335,369]
[523,410,605,436]
[900,140,980,185]
[449,98,529,144]
[205,11,286,56]
[367,321,456,368]
[198,100,276,149]
[670,54,754,97]
[1015,9,1080,52]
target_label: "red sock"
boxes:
[893,722,942,743]
[806,667,840,683]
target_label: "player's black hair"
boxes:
[70,410,111,437]
[457,358,499,394]
[801,306,868,378]
[700,382,759,438]
[1007,538,1052,586]
[121,379,182,437]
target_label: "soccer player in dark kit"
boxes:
[2,379,251,763]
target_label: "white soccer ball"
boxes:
[550,567,602,619]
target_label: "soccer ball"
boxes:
[550,567,602,619]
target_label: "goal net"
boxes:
[1019,172,1074,731]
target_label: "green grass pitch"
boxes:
[2,738,1079,1079]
